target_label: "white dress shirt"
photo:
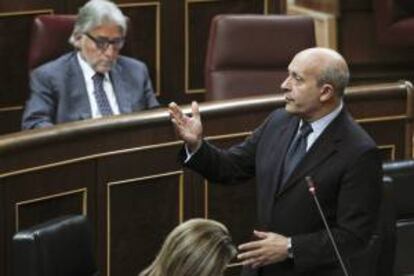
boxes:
[77,53,120,118]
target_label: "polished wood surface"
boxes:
[0,81,412,276]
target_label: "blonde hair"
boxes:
[140,218,237,276]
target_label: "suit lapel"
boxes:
[110,62,131,113]
[267,117,300,205]
[69,53,91,120]
[278,110,347,195]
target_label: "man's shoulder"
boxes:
[337,110,378,150]
[32,52,76,76]
[267,108,295,124]
[116,55,147,70]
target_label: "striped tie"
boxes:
[281,121,313,185]
[92,73,113,116]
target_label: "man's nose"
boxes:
[280,77,291,92]
[103,45,118,58]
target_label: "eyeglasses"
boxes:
[84,33,125,51]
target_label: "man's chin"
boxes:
[94,63,114,74]
[285,104,296,114]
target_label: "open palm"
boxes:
[169,101,203,151]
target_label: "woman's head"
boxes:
[140,218,237,276]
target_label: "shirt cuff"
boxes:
[287,237,294,258]
[183,142,201,163]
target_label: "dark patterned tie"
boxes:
[281,121,313,185]
[92,73,113,116]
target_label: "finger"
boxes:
[253,230,268,239]
[169,107,184,123]
[170,118,181,128]
[168,102,184,120]
[242,255,267,269]
[191,101,200,120]
[168,109,177,121]
[238,240,263,251]
[242,256,262,267]
[246,253,274,269]
[251,259,265,269]
[237,247,263,261]
[168,102,177,112]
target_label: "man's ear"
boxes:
[320,84,335,102]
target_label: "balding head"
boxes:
[281,47,349,121]
[294,47,349,97]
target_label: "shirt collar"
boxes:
[300,100,343,136]
[77,52,110,81]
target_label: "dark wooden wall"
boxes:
[0,0,285,135]
[0,81,413,276]
[291,0,414,84]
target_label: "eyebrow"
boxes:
[94,35,124,40]
[290,70,303,80]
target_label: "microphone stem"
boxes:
[311,193,350,276]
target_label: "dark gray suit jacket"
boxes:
[22,51,159,129]
[182,108,382,276]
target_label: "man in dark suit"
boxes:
[22,0,159,130]
[169,47,382,275]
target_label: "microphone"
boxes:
[305,176,350,276]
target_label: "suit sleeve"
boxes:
[21,69,56,129]
[292,148,382,271]
[180,117,270,184]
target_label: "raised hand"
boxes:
[168,101,203,151]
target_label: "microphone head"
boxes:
[305,176,316,195]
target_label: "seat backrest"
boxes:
[205,14,315,100]
[383,160,414,275]
[374,175,397,276]
[373,0,414,47]
[28,15,76,70]
[13,215,98,276]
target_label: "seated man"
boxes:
[22,0,159,129]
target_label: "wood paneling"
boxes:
[3,161,96,276]
[120,3,160,95]
[16,189,86,231]
[288,0,414,84]
[0,108,23,134]
[0,182,5,276]
[207,135,257,245]
[0,10,52,106]
[107,172,182,276]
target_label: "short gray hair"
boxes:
[317,61,350,97]
[69,0,127,46]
